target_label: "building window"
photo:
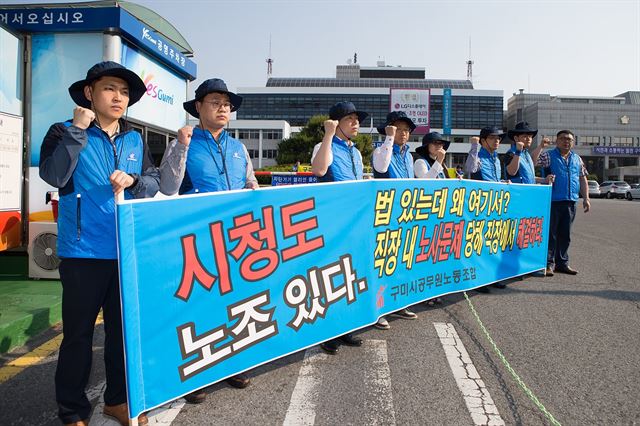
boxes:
[239,130,260,140]
[612,137,633,146]
[262,149,278,159]
[579,136,600,146]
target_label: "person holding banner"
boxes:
[311,101,368,354]
[39,61,159,426]
[464,126,507,292]
[504,121,554,185]
[537,130,590,276]
[413,131,454,303]
[158,78,258,403]
[371,111,419,329]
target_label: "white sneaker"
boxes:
[374,317,390,330]
[390,308,418,320]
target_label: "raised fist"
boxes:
[540,137,552,148]
[515,141,525,151]
[72,107,95,130]
[324,119,339,134]
[470,136,480,145]
[385,125,397,138]
[177,125,193,146]
[435,148,446,164]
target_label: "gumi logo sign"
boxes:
[142,27,157,45]
[140,70,175,105]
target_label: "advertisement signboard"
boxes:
[389,89,430,134]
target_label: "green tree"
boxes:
[276,114,374,166]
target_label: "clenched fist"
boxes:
[515,141,525,151]
[470,136,480,145]
[324,119,339,135]
[540,137,551,148]
[435,148,446,164]
[110,170,134,195]
[72,107,95,130]
[385,125,397,138]
[177,125,193,146]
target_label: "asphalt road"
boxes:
[2,198,639,426]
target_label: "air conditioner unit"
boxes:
[28,221,60,280]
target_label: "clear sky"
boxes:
[10,0,640,104]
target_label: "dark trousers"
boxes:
[547,201,577,268]
[56,258,126,423]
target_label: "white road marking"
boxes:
[363,339,396,426]
[434,323,505,426]
[282,347,328,426]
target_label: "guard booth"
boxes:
[0,1,197,278]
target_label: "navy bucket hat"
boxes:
[329,101,368,123]
[508,121,538,138]
[376,111,416,135]
[479,126,505,140]
[183,78,243,118]
[415,131,450,157]
[68,61,146,109]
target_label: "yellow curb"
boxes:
[0,314,104,384]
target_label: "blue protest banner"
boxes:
[116,179,551,418]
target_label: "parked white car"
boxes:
[587,180,600,198]
[626,183,640,200]
[599,181,631,199]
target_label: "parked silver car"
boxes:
[600,181,631,199]
[587,180,600,198]
[626,183,640,200]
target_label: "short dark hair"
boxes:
[556,130,575,139]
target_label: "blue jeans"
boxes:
[547,201,577,268]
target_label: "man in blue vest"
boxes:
[537,130,591,276]
[465,126,504,182]
[159,78,258,403]
[464,126,506,292]
[504,121,553,185]
[311,101,368,354]
[371,111,419,329]
[39,61,159,426]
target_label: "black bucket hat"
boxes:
[183,78,243,118]
[68,61,146,109]
[479,126,505,140]
[329,101,368,123]
[415,131,450,157]
[376,111,416,135]
[508,121,538,138]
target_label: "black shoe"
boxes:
[339,333,362,347]
[555,265,578,275]
[475,286,490,293]
[320,340,339,355]
[226,373,250,389]
[491,282,506,289]
[545,266,555,276]
[184,389,207,404]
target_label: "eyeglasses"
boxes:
[396,128,411,133]
[201,100,233,110]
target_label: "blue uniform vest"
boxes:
[506,146,536,184]
[471,147,502,182]
[57,123,144,259]
[546,148,583,201]
[318,136,363,182]
[181,128,248,193]
[373,143,413,179]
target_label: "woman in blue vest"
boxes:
[413,131,451,303]
[414,131,450,179]
[311,101,368,355]
[371,111,419,329]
